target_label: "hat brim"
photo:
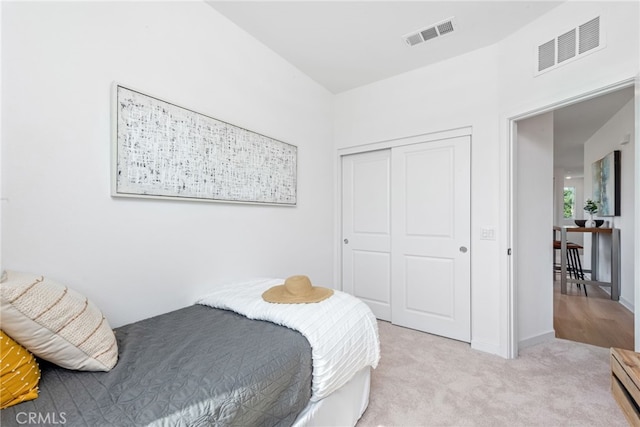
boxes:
[262,285,334,304]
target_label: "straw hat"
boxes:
[262,275,334,304]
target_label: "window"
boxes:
[563,187,576,218]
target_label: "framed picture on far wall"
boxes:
[591,150,620,216]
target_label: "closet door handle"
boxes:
[344,239,349,244]
[459,246,468,253]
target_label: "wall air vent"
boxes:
[403,17,455,47]
[535,16,603,75]
[557,29,576,63]
[579,17,600,54]
[538,40,555,71]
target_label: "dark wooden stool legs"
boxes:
[567,245,587,296]
[553,240,587,296]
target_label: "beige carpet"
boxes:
[357,321,627,427]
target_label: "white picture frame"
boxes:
[111,83,297,206]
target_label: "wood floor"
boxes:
[554,280,634,350]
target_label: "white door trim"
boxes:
[337,126,472,157]
[504,76,637,359]
[635,73,640,353]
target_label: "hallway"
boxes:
[554,281,634,350]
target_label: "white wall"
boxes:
[335,1,639,356]
[499,1,637,354]
[553,167,563,228]
[0,0,3,274]
[3,1,638,357]
[336,45,504,355]
[584,99,635,310]
[1,2,335,327]
[516,113,555,346]
[636,72,640,352]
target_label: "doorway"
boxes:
[509,79,637,356]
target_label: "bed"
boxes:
[0,278,380,426]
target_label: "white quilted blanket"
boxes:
[196,278,380,401]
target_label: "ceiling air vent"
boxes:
[535,16,603,75]
[437,21,454,36]
[420,27,438,42]
[405,33,423,47]
[403,17,455,47]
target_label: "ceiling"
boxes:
[206,1,633,176]
[553,87,634,178]
[206,1,564,94]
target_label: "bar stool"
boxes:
[553,240,587,296]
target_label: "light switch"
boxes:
[480,227,496,240]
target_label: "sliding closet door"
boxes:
[341,149,392,321]
[391,136,471,342]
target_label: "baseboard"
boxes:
[471,331,556,358]
[470,339,502,356]
[518,330,556,349]
[598,286,634,313]
[619,296,634,313]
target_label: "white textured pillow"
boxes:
[0,270,118,371]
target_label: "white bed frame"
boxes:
[293,367,371,427]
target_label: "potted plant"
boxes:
[583,199,598,227]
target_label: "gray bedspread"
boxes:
[1,305,312,427]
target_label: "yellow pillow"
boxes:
[1,330,41,409]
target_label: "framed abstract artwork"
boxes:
[111,84,297,205]
[591,150,620,216]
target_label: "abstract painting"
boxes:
[112,84,297,205]
[591,150,620,216]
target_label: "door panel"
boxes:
[341,136,471,341]
[405,148,454,237]
[391,136,471,342]
[404,255,455,317]
[342,150,391,320]
[352,250,391,314]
